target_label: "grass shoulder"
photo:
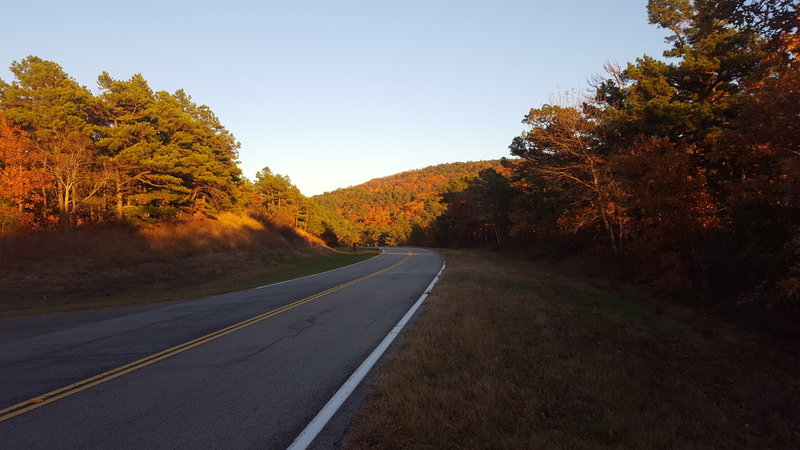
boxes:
[344,249,800,448]
[1,248,379,317]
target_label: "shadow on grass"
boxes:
[343,248,800,449]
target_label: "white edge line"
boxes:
[255,249,386,289]
[287,258,446,450]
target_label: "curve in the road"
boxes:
[0,251,412,423]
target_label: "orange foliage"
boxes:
[314,161,505,245]
[0,114,52,226]
[617,139,720,236]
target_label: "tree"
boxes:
[560,0,800,300]
[146,89,243,216]
[94,73,244,221]
[253,167,306,227]
[470,169,516,248]
[0,113,50,230]
[435,169,515,248]
[510,104,625,250]
[93,72,161,220]
[0,57,246,228]
[1,56,100,226]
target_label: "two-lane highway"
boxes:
[0,247,443,448]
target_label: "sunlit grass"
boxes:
[0,212,373,316]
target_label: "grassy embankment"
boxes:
[344,249,800,449]
[0,213,378,316]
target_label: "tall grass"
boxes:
[0,212,316,267]
[0,212,326,314]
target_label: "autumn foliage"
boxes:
[310,161,505,246]
[2,1,798,330]
[0,114,49,231]
[497,0,800,328]
[309,0,800,330]
[0,57,244,230]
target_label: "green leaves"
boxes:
[251,167,308,229]
[93,72,243,219]
[3,56,94,142]
[0,57,245,226]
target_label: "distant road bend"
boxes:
[0,247,444,449]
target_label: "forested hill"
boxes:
[310,161,504,246]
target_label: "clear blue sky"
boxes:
[1,1,669,196]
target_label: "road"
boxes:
[0,247,443,449]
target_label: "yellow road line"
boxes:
[0,252,413,423]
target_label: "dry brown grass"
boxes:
[0,212,353,315]
[343,249,800,449]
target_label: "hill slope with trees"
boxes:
[309,161,505,246]
[308,0,800,333]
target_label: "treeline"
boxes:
[437,0,800,322]
[0,57,247,230]
[310,161,504,246]
[0,57,322,237]
[0,55,495,249]
[306,0,799,325]
[3,0,798,324]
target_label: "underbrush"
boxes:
[0,212,338,315]
[501,237,800,339]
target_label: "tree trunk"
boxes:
[493,223,503,248]
[599,205,617,251]
[590,162,617,251]
[58,185,69,229]
[71,185,77,224]
[116,182,124,221]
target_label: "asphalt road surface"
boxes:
[0,247,443,449]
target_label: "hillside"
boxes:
[310,161,505,246]
[0,212,374,316]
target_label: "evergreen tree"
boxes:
[253,167,306,228]
[0,56,100,226]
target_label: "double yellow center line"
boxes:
[0,252,412,423]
